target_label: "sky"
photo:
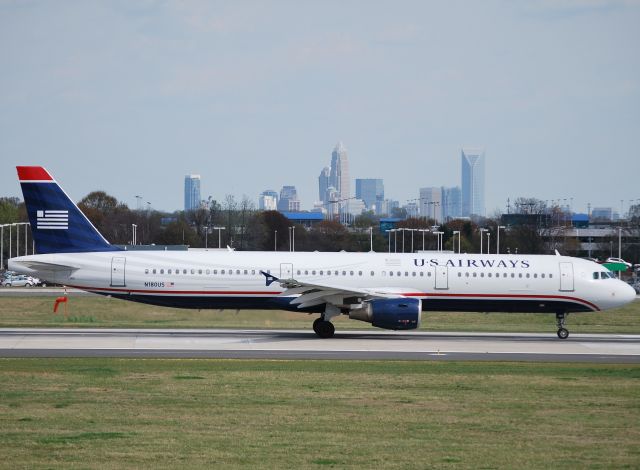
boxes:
[1,0,639,216]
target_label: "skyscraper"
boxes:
[419,187,443,223]
[184,174,201,211]
[278,185,301,212]
[329,142,350,208]
[355,179,384,211]
[318,167,330,204]
[461,148,485,217]
[442,186,462,221]
[258,190,278,211]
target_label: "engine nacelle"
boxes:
[349,298,422,330]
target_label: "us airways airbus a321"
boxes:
[8,166,636,338]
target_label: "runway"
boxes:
[1,328,639,362]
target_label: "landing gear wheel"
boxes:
[555,312,569,340]
[313,318,335,338]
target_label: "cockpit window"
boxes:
[595,271,615,279]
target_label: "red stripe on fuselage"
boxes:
[17,166,53,182]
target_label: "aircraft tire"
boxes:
[313,318,335,338]
[557,328,569,340]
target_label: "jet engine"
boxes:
[349,298,422,330]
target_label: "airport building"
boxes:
[184,174,201,211]
[461,148,485,217]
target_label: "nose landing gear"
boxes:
[556,312,569,339]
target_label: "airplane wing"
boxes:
[260,271,416,309]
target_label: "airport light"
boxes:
[408,228,418,253]
[418,229,429,251]
[452,230,460,253]
[0,224,7,270]
[213,226,226,249]
[479,228,488,254]
[497,226,506,254]
[369,227,373,252]
[132,224,137,246]
[486,232,491,255]
[386,229,393,253]
[619,227,622,279]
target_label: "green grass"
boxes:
[0,359,638,469]
[0,294,638,333]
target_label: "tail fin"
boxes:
[17,166,120,254]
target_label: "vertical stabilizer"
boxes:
[16,166,120,254]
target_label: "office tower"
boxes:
[318,167,330,204]
[355,178,384,211]
[184,174,201,211]
[461,148,485,217]
[258,191,278,211]
[278,185,301,212]
[442,186,462,220]
[419,187,443,223]
[329,142,350,208]
[325,186,339,217]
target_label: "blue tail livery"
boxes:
[17,166,120,254]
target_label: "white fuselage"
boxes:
[9,249,636,314]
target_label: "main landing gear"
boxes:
[556,312,569,339]
[313,317,335,338]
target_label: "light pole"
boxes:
[409,228,417,253]
[386,229,393,253]
[204,226,209,248]
[0,224,6,269]
[274,230,278,251]
[486,232,491,255]
[453,230,460,253]
[619,226,622,279]
[418,229,429,251]
[132,224,137,246]
[479,228,487,254]
[369,227,373,252]
[497,226,505,254]
[213,226,225,249]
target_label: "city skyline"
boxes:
[1,2,638,214]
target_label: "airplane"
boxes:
[8,166,637,339]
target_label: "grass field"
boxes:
[0,294,638,334]
[0,359,639,469]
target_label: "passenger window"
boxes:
[236,270,240,275]
[228,270,232,275]
[334,271,338,275]
[214,270,218,275]
[541,273,545,278]
[526,273,530,278]
[412,272,416,277]
[370,271,375,276]
[305,270,309,275]
[252,270,256,275]
[205,269,210,275]
[190,269,195,274]
[320,270,324,275]
[465,272,469,277]
[198,269,202,275]
[420,272,424,277]
[183,269,187,274]
[221,269,225,274]
[549,274,553,278]
[358,271,362,276]
[390,271,394,277]
[297,270,301,275]
[244,270,248,275]
[488,273,492,278]
[511,273,515,278]
[428,272,432,277]
[473,272,477,277]
[404,272,408,277]
[168,269,172,274]
[343,271,347,276]
[480,273,484,278]
[533,273,537,278]
[312,270,316,275]
[350,271,354,276]
[145,269,149,274]
[518,273,523,278]
[458,272,462,277]
[152,269,157,274]
[503,273,507,278]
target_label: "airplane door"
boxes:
[559,262,574,292]
[435,266,449,289]
[111,257,126,287]
[280,263,293,279]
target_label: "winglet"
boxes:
[555,250,561,256]
[260,270,279,287]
